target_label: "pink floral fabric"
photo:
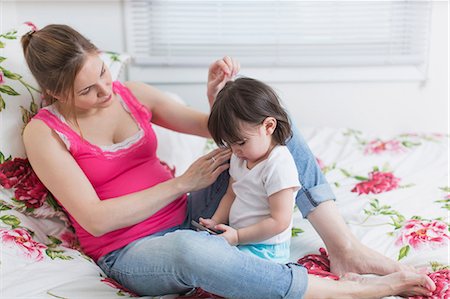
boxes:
[0,157,49,209]
[101,277,140,297]
[0,157,31,189]
[296,248,339,280]
[0,228,47,261]
[351,171,401,195]
[176,288,224,299]
[60,231,79,249]
[364,139,405,155]
[316,157,325,170]
[408,269,450,299]
[396,219,450,249]
[14,170,48,208]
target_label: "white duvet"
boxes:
[0,126,448,298]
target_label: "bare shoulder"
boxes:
[23,118,66,155]
[23,118,53,145]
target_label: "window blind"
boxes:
[124,0,432,67]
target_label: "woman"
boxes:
[21,24,434,298]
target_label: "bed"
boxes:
[1,23,448,298]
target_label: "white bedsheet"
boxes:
[1,126,448,298]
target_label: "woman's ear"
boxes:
[47,90,63,102]
[263,117,277,135]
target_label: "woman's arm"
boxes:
[216,188,294,245]
[125,57,240,139]
[23,120,230,237]
[125,81,211,138]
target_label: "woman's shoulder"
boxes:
[23,117,60,150]
[24,117,52,138]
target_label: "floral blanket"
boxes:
[1,126,448,298]
[0,20,448,299]
[290,127,449,298]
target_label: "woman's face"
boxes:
[71,53,113,115]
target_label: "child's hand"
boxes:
[199,217,217,229]
[215,224,239,246]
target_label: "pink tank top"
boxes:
[33,81,187,261]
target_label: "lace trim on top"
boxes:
[44,97,144,153]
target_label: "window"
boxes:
[124,0,432,82]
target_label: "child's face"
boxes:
[229,118,276,166]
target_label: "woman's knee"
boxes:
[166,230,226,270]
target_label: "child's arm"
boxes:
[199,178,235,228]
[216,187,294,246]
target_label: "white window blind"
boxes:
[124,0,432,68]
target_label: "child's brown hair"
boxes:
[208,77,292,147]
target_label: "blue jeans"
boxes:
[97,125,335,298]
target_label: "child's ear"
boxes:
[263,117,277,135]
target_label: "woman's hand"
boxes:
[215,224,239,246]
[178,147,231,192]
[207,56,240,107]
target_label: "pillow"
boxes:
[0,22,130,220]
[152,92,208,176]
[0,22,130,158]
[0,208,144,298]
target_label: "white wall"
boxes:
[0,0,126,56]
[1,0,448,135]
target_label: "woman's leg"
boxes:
[186,169,230,225]
[99,229,308,299]
[286,122,336,218]
[286,122,413,277]
[98,229,433,298]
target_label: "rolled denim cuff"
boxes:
[284,263,308,299]
[296,183,335,218]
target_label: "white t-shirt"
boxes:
[229,145,300,245]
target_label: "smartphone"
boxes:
[191,220,221,235]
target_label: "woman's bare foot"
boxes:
[329,242,415,277]
[341,271,436,297]
[305,271,435,299]
[306,201,416,277]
